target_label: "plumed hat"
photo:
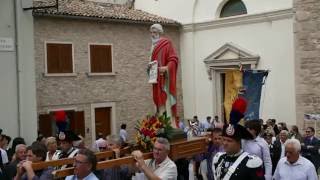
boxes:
[54,110,67,123]
[222,97,253,141]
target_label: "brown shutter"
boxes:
[47,44,60,73]
[38,114,53,137]
[47,43,73,73]
[90,45,112,73]
[70,111,85,137]
[59,44,73,73]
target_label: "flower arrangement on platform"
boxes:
[135,114,173,151]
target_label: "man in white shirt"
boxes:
[201,116,214,131]
[273,138,318,180]
[65,149,99,180]
[93,133,107,152]
[243,120,272,180]
[278,130,289,158]
[132,137,177,180]
[119,124,128,145]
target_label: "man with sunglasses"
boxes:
[65,149,98,180]
[301,127,320,171]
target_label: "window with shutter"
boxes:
[89,44,113,73]
[46,42,73,74]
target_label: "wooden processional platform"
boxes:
[32,137,207,178]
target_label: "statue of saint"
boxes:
[148,24,178,128]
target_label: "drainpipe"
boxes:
[13,0,21,137]
[191,0,199,116]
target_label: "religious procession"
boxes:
[0,0,319,180]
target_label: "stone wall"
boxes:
[294,0,320,133]
[34,17,183,143]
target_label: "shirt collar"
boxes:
[285,156,303,166]
[77,172,96,180]
[154,156,170,168]
[226,150,243,157]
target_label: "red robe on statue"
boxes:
[151,38,178,126]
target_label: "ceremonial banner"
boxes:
[243,70,268,120]
[224,70,243,122]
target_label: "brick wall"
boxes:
[34,17,183,144]
[294,0,320,134]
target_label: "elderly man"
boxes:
[132,137,177,180]
[275,130,289,158]
[6,144,27,179]
[273,139,318,180]
[15,142,53,180]
[148,23,179,127]
[65,149,98,180]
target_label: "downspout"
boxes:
[13,0,22,137]
[191,0,199,115]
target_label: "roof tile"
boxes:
[33,0,180,25]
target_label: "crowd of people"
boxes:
[0,115,320,180]
[183,116,320,180]
[0,126,177,180]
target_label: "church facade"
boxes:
[136,0,297,126]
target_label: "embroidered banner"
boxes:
[242,70,268,120]
[224,70,243,122]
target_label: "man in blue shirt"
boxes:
[66,149,98,180]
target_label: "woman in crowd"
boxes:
[289,125,303,142]
[45,137,61,161]
[263,130,281,175]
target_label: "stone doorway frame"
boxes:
[204,43,260,120]
[90,102,116,144]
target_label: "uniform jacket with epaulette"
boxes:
[212,152,265,180]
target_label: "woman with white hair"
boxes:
[273,139,318,180]
[45,137,61,161]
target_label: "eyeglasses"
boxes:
[153,147,165,152]
[305,131,311,133]
[74,159,89,166]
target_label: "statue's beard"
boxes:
[151,35,160,45]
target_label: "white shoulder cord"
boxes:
[223,152,248,180]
